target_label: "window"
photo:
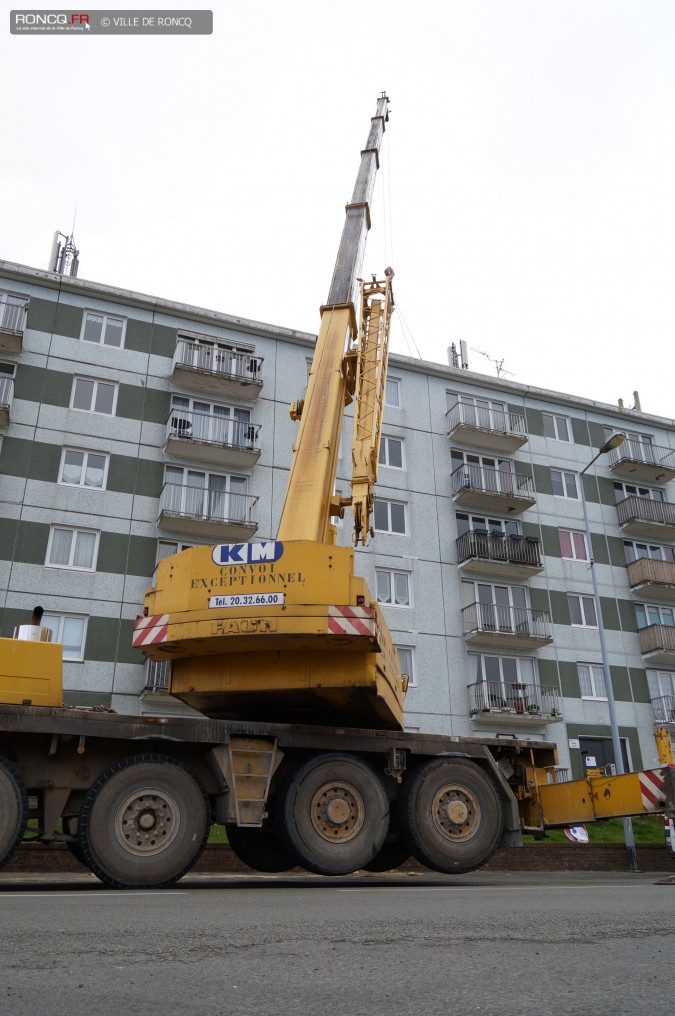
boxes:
[550,469,578,499]
[145,658,170,692]
[468,653,538,704]
[379,436,404,469]
[170,395,252,445]
[605,426,654,464]
[46,526,99,571]
[385,378,400,407]
[613,481,664,503]
[647,670,675,721]
[80,311,126,348]
[568,594,597,628]
[163,466,251,523]
[578,663,607,699]
[450,394,509,432]
[543,413,570,442]
[624,541,675,564]
[0,360,17,378]
[395,646,416,688]
[455,512,520,538]
[41,613,88,661]
[157,539,194,563]
[59,448,109,489]
[635,603,675,630]
[559,529,588,560]
[376,569,411,606]
[451,450,516,495]
[373,498,407,534]
[176,334,261,379]
[71,377,117,415]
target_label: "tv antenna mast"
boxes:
[471,347,514,380]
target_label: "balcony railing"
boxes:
[159,482,258,527]
[457,531,542,569]
[0,292,28,334]
[462,602,552,645]
[469,680,562,720]
[174,339,263,381]
[639,623,675,662]
[651,694,675,724]
[0,377,13,425]
[608,440,675,483]
[165,410,261,466]
[627,558,675,601]
[446,403,528,452]
[451,464,535,502]
[618,496,675,529]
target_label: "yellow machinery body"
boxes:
[0,637,62,708]
[141,541,406,728]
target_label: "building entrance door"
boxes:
[579,736,630,775]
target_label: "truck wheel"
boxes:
[226,824,297,873]
[277,753,388,876]
[399,758,503,874]
[361,837,411,872]
[0,757,28,870]
[78,755,210,889]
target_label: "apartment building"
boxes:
[1,258,674,781]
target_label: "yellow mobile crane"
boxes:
[136,93,403,731]
[0,97,673,888]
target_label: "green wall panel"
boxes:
[629,668,651,704]
[116,384,145,420]
[96,532,156,578]
[63,690,113,708]
[538,658,560,689]
[150,324,178,359]
[26,442,60,483]
[588,421,607,450]
[14,363,48,403]
[610,665,632,702]
[533,463,552,496]
[571,418,591,446]
[590,531,610,565]
[53,303,83,339]
[599,596,621,631]
[559,661,580,698]
[15,520,49,565]
[549,590,571,626]
[107,455,137,495]
[143,387,171,425]
[581,473,600,505]
[0,436,30,477]
[541,524,561,558]
[43,369,74,408]
[608,536,627,568]
[529,586,551,613]
[85,615,121,662]
[125,318,152,354]
[618,599,638,634]
[26,297,57,333]
[526,407,544,437]
[598,476,617,506]
[135,458,164,497]
[0,519,19,561]
[128,535,157,577]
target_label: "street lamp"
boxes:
[579,432,639,872]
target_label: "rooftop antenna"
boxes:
[471,347,514,379]
[49,227,79,277]
[448,341,469,370]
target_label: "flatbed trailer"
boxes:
[2,702,673,888]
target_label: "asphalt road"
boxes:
[1,870,674,1016]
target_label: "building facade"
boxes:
[1,259,674,779]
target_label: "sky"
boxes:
[3,1,675,420]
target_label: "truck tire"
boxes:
[0,757,28,870]
[277,753,389,876]
[226,824,297,873]
[78,754,210,889]
[399,757,503,874]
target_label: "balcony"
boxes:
[617,496,675,541]
[469,680,563,725]
[0,293,28,354]
[457,531,542,580]
[446,402,528,454]
[651,694,675,725]
[172,339,263,400]
[165,410,261,468]
[627,558,675,603]
[451,464,536,514]
[158,482,258,541]
[462,603,553,649]
[0,377,13,427]
[639,624,675,667]
[608,440,675,484]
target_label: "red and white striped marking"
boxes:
[133,614,169,648]
[639,768,666,812]
[327,605,375,638]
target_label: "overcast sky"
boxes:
[3,1,674,421]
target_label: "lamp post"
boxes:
[579,432,639,872]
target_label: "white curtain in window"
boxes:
[50,529,73,565]
[73,531,96,569]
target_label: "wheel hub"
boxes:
[431,783,481,843]
[113,788,181,856]
[310,781,365,843]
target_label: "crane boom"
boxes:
[277,94,390,546]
